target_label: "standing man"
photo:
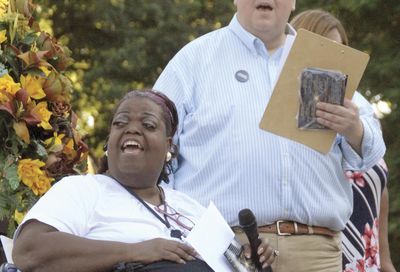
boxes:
[154,1,386,271]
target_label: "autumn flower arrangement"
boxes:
[0,0,88,235]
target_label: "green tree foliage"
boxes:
[36,0,399,267]
[36,0,234,156]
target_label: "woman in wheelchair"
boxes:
[12,89,213,271]
[13,89,275,272]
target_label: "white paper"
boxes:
[186,201,235,272]
[0,235,14,263]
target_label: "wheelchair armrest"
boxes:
[0,263,20,272]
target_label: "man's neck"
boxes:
[234,15,288,54]
[259,31,287,54]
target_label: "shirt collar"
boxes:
[228,13,296,58]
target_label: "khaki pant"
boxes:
[235,232,342,272]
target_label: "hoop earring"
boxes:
[103,142,108,157]
[166,152,172,162]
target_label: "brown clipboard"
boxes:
[259,29,370,154]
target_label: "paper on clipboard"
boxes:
[259,29,370,154]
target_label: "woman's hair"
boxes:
[98,89,179,185]
[290,9,349,46]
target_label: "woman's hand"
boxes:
[316,98,364,155]
[135,238,197,264]
[242,238,277,270]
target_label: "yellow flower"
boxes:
[39,66,51,76]
[44,132,64,152]
[13,120,30,144]
[0,0,7,15]
[0,91,9,104]
[0,29,7,44]
[0,0,88,237]
[32,174,53,196]
[14,209,26,225]
[0,74,21,100]
[20,74,46,100]
[63,138,77,160]
[17,158,46,188]
[17,160,54,196]
[31,101,52,130]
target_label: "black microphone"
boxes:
[238,209,272,272]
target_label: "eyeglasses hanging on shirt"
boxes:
[154,202,195,231]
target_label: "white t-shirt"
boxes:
[15,174,206,243]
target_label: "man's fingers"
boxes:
[343,98,359,110]
[264,249,277,266]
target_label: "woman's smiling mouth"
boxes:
[121,140,144,154]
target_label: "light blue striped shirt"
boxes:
[154,15,385,231]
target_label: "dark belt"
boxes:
[233,220,337,237]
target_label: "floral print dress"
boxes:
[342,160,388,272]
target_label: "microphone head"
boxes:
[238,208,256,227]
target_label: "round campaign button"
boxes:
[235,70,249,83]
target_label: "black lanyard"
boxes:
[108,176,184,239]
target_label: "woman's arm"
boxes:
[379,187,397,272]
[13,220,197,272]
